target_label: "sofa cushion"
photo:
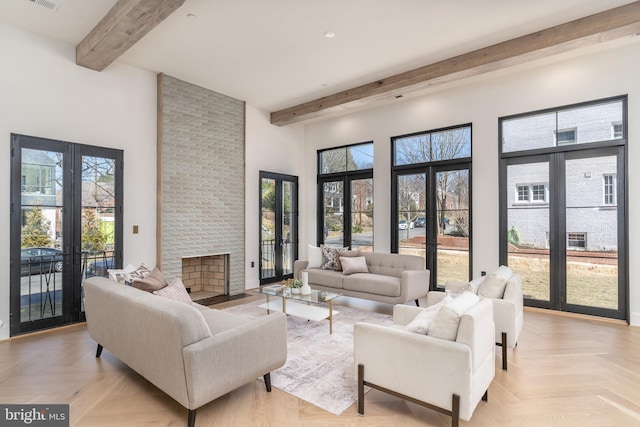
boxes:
[154,278,192,304]
[198,307,250,335]
[362,252,424,278]
[336,250,360,271]
[343,273,401,297]
[321,245,349,270]
[428,291,480,341]
[340,256,369,275]
[133,267,168,292]
[308,244,323,269]
[308,268,344,289]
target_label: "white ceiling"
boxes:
[1,0,638,113]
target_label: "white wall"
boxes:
[0,24,158,339]
[244,105,305,289]
[303,41,640,325]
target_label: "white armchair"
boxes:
[427,267,524,370]
[354,298,495,426]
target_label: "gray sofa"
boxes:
[84,277,287,427]
[293,252,429,305]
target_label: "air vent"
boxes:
[26,0,61,12]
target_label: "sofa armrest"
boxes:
[293,259,309,280]
[182,311,287,409]
[354,322,472,416]
[400,269,430,301]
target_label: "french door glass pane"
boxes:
[323,181,344,246]
[507,162,551,301]
[261,178,276,280]
[565,156,618,309]
[282,180,295,275]
[436,169,470,286]
[81,156,116,283]
[397,173,426,260]
[20,148,64,322]
[351,178,373,251]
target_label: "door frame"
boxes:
[391,161,473,289]
[500,144,628,320]
[10,134,123,335]
[259,171,298,285]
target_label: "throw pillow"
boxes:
[444,280,476,295]
[336,250,360,271]
[477,273,508,299]
[132,267,168,292]
[154,278,192,305]
[340,256,369,275]
[129,263,152,280]
[308,244,323,269]
[320,245,348,270]
[405,294,453,334]
[427,291,480,341]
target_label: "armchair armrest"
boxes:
[392,304,424,326]
[182,312,287,409]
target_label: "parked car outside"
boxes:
[398,220,414,230]
[414,217,426,227]
[21,247,63,276]
[86,257,115,278]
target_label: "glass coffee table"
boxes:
[258,285,342,334]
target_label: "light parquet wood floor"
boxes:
[1,296,640,426]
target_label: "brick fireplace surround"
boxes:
[181,254,229,295]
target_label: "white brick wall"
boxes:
[158,75,245,295]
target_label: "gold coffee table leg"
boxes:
[265,294,270,314]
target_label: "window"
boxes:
[612,122,623,139]
[567,232,586,249]
[318,142,374,251]
[502,98,624,153]
[394,125,471,166]
[517,185,529,201]
[556,128,576,145]
[515,183,547,203]
[603,174,616,206]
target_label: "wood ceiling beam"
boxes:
[271,1,640,126]
[76,0,186,71]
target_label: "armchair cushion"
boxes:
[405,294,452,334]
[477,266,513,298]
[428,292,480,340]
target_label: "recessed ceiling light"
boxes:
[187,13,197,20]
[324,31,336,38]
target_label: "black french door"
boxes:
[259,171,298,285]
[10,134,123,335]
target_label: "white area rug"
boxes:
[222,299,393,415]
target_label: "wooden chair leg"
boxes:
[263,373,272,392]
[96,344,103,358]
[187,409,196,427]
[451,394,460,427]
[357,364,365,415]
[502,332,508,370]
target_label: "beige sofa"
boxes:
[293,252,429,305]
[84,277,287,427]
